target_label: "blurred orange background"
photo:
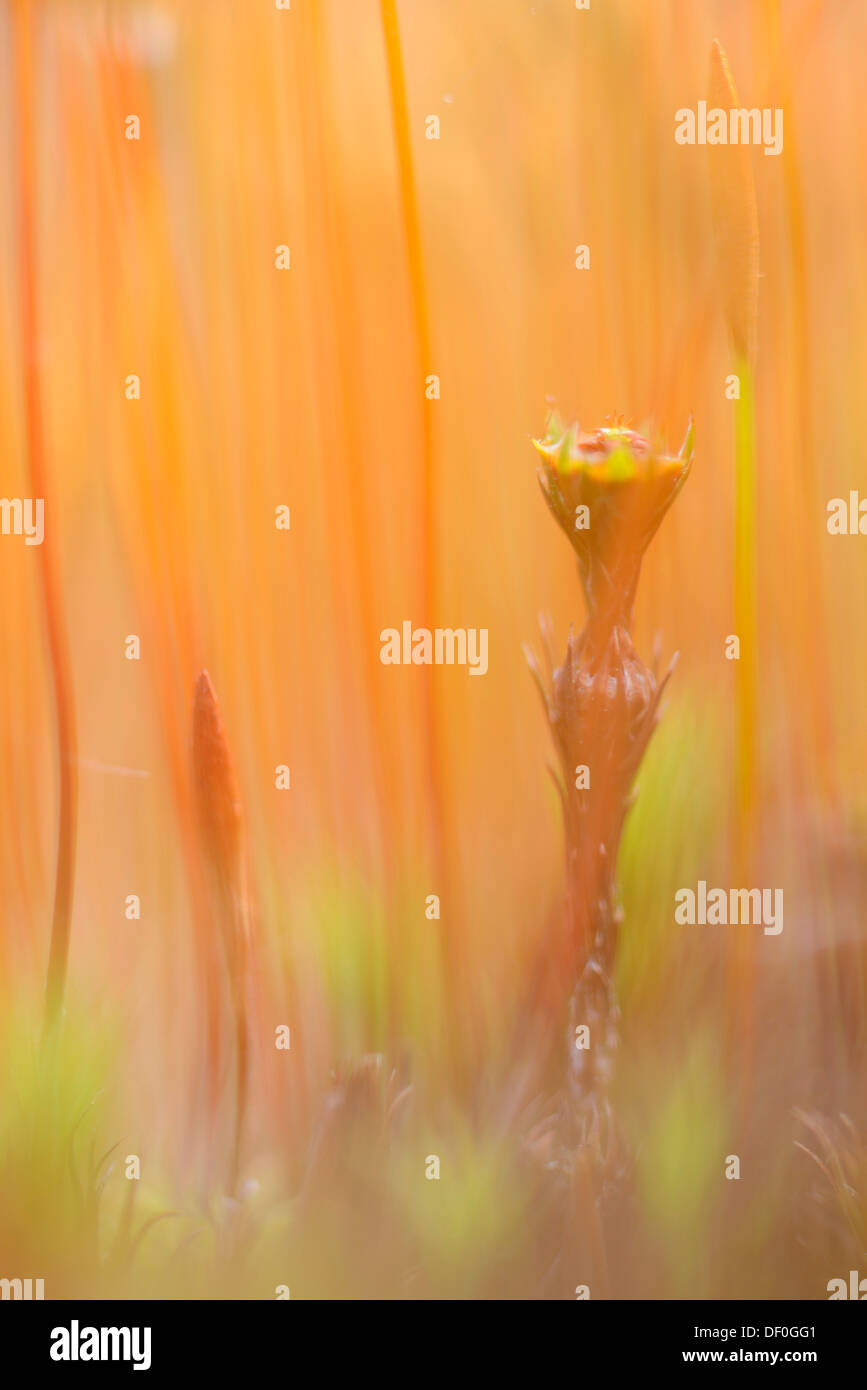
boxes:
[1,0,865,1298]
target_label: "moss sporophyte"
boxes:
[530,416,693,1165]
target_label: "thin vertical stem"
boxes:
[12,0,78,1043]
[729,355,757,1085]
[733,355,758,872]
[760,0,837,812]
[707,41,760,1095]
[192,671,250,1193]
[378,1,444,876]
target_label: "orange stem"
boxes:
[378,1,445,879]
[12,0,79,1042]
